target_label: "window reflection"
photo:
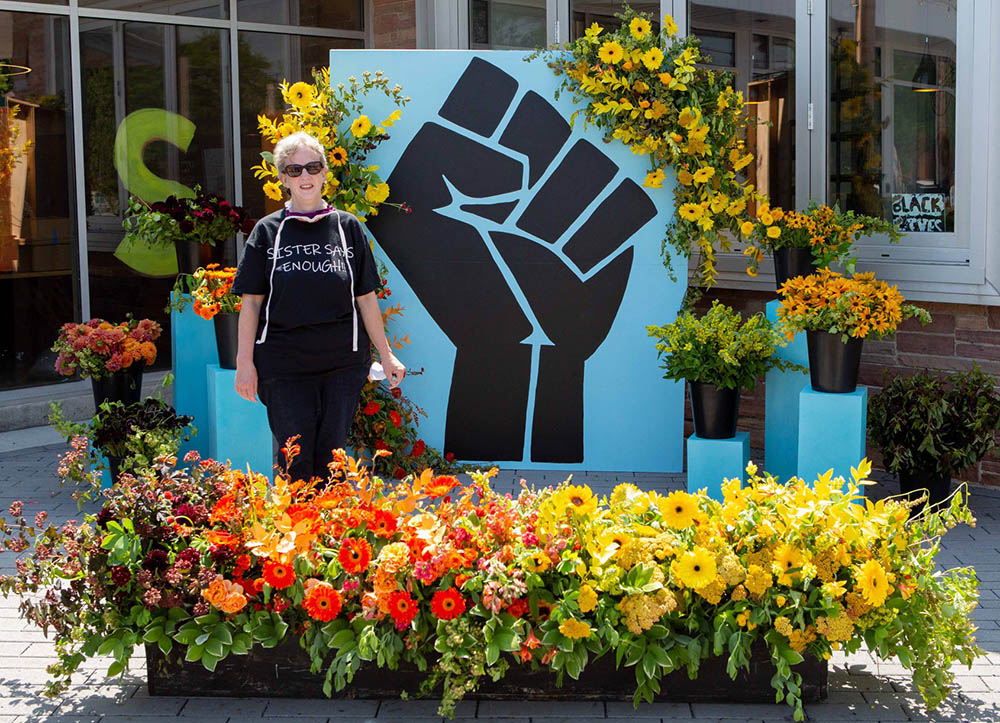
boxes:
[237,0,363,31]
[470,0,546,50]
[572,1,659,39]
[78,1,228,19]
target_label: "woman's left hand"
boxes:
[382,352,406,389]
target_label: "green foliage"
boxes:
[868,365,1000,477]
[647,301,805,391]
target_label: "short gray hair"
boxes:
[273,131,326,173]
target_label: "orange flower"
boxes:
[425,475,458,499]
[205,530,241,547]
[263,559,295,590]
[202,575,247,614]
[302,581,342,622]
[430,588,466,620]
[370,509,398,538]
[210,494,238,523]
[338,537,372,574]
[387,590,418,628]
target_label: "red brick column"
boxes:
[371,0,417,49]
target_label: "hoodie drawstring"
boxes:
[332,210,359,352]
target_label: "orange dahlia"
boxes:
[263,560,295,590]
[338,538,372,574]
[387,590,418,628]
[430,588,466,620]
[302,581,342,622]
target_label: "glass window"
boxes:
[828,0,957,238]
[81,19,235,372]
[689,1,796,212]
[470,0,546,50]
[237,31,363,220]
[237,0,363,31]
[571,1,659,40]
[0,12,78,389]
[78,1,228,19]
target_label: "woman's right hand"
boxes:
[235,360,258,402]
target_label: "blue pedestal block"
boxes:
[93,448,113,490]
[206,364,273,478]
[797,386,867,485]
[171,299,217,459]
[686,432,750,500]
[764,299,809,483]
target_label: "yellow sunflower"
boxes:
[559,618,593,639]
[674,547,717,588]
[350,115,372,138]
[598,41,624,64]
[284,81,315,108]
[659,490,698,528]
[856,559,890,607]
[328,146,348,167]
[263,181,283,201]
[524,550,552,574]
[558,485,598,517]
[629,16,652,40]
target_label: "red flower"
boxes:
[387,590,418,628]
[374,439,390,452]
[430,588,466,620]
[363,402,381,416]
[393,466,406,480]
[506,598,528,618]
[389,410,402,427]
[338,538,372,574]
[445,452,455,462]
[410,439,425,457]
[391,387,402,399]
[303,582,342,622]
[262,560,295,590]
[370,509,398,538]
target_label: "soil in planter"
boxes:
[146,639,827,703]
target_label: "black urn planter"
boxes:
[106,455,123,485]
[689,381,740,439]
[806,331,863,393]
[898,470,953,511]
[145,638,827,703]
[91,364,144,408]
[213,313,239,370]
[773,247,820,289]
[175,239,218,276]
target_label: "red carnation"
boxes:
[363,402,381,416]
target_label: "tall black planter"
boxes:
[898,470,952,511]
[773,247,820,289]
[806,331,863,393]
[175,239,217,276]
[91,365,144,408]
[689,381,740,439]
[213,313,239,370]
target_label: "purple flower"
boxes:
[142,549,169,572]
[110,566,132,587]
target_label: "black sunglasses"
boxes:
[281,161,325,177]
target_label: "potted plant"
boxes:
[869,365,1000,509]
[51,317,162,407]
[777,269,930,393]
[122,188,254,275]
[172,264,242,369]
[647,301,805,438]
[742,202,900,288]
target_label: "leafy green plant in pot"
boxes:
[869,365,1000,509]
[647,300,805,439]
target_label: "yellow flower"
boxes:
[677,107,702,129]
[693,167,715,184]
[767,226,781,239]
[578,584,598,613]
[559,485,597,517]
[584,22,603,40]
[734,153,753,171]
[559,618,592,639]
[677,169,694,186]
[759,211,774,226]
[726,199,746,216]
[663,14,678,36]
[598,41,624,64]
[382,109,402,128]
[524,550,552,573]
[629,16,652,40]
[659,490,698,528]
[857,559,891,607]
[284,81,315,108]
[678,203,704,222]
[328,146,348,167]
[823,580,847,599]
[643,169,666,189]
[364,182,390,204]
[641,47,664,71]
[773,543,804,582]
[657,71,674,85]
[674,547,717,588]
[263,181,283,201]
[350,115,372,138]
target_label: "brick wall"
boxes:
[371,0,417,49]
[693,288,1000,487]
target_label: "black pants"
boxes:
[257,366,368,482]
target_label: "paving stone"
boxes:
[804,690,907,721]
[0,695,61,716]
[606,700,692,718]
[97,718,230,723]
[375,699,474,718]
[476,700,604,718]
[261,698,379,716]
[178,696,270,717]
[690,703,795,719]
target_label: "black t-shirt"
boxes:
[231,207,380,379]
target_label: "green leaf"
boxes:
[201,651,221,672]
[157,636,173,655]
[143,626,164,644]
[106,660,125,678]
[485,641,500,666]
[185,643,204,662]
[211,625,233,646]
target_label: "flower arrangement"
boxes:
[51,317,161,380]
[177,264,242,319]
[251,68,409,221]
[122,188,253,248]
[777,269,930,341]
[646,300,804,390]
[741,201,900,277]
[1,448,981,722]
[535,7,755,286]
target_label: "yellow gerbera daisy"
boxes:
[643,169,666,189]
[284,81,315,108]
[663,13,678,36]
[559,485,598,517]
[678,203,704,222]
[641,47,664,71]
[773,543,803,580]
[856,559,890,607]
[629,16,652,40]
[559,618,593,639]
[693,166,716,184]
[674,547,717,588]
[659,490,698,528]
[263,181,283,201]
[598,41,624,64]
[350,115,372,138]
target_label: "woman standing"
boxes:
[232,131,405,482]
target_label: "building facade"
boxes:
[2,0,998,482]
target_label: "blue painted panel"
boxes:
[171,297,216,458]
[330,50,685,472]
[687,432,750,500]
[764,299,809,482]
[797,386,868,484]
[206,364,273,478]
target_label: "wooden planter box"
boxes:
[146,639,828,703]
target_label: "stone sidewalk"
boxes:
[2,436,1000,722]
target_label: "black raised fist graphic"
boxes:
[366,58,656,463]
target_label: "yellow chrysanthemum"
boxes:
[674,547,717,588]
[641,47,664,71]
[598,41,624,64]
[659,490,698,528]
[678,203,704,222]
[856,559,890,607]
[350,115,372,138]
[578,584,598,613]
[559,618,593,639]
[364,182,390,204]
[629,16,652,39]
[559,485,598,517]
[767,225,781,239]
[263,181,283,201]
[284,81,315,108]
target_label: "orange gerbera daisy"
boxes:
[387,590,418,628]
[430,588,466,620]
[370,509,398,538]
[263,560,295,590]
[338,538,372,575]
[302,581,342,622]
[425,475,458,498]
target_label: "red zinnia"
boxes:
[363,402,381,416]
[338,538,372,574]
[387,590,418,628]
[302,582,342,622]
[263,560,295,590]
[410,439,425,457]
[430,588,466,620]
[370,509,398,538]
[389,410,402,427]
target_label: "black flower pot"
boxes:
[806,331,863,393]
[107,455,123,485]
[898,470,952,512]
[91,365,144,408]
[213,313,239,370]
[773,247,820,290]
[175,239,217,276]
[689,381,740,439]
